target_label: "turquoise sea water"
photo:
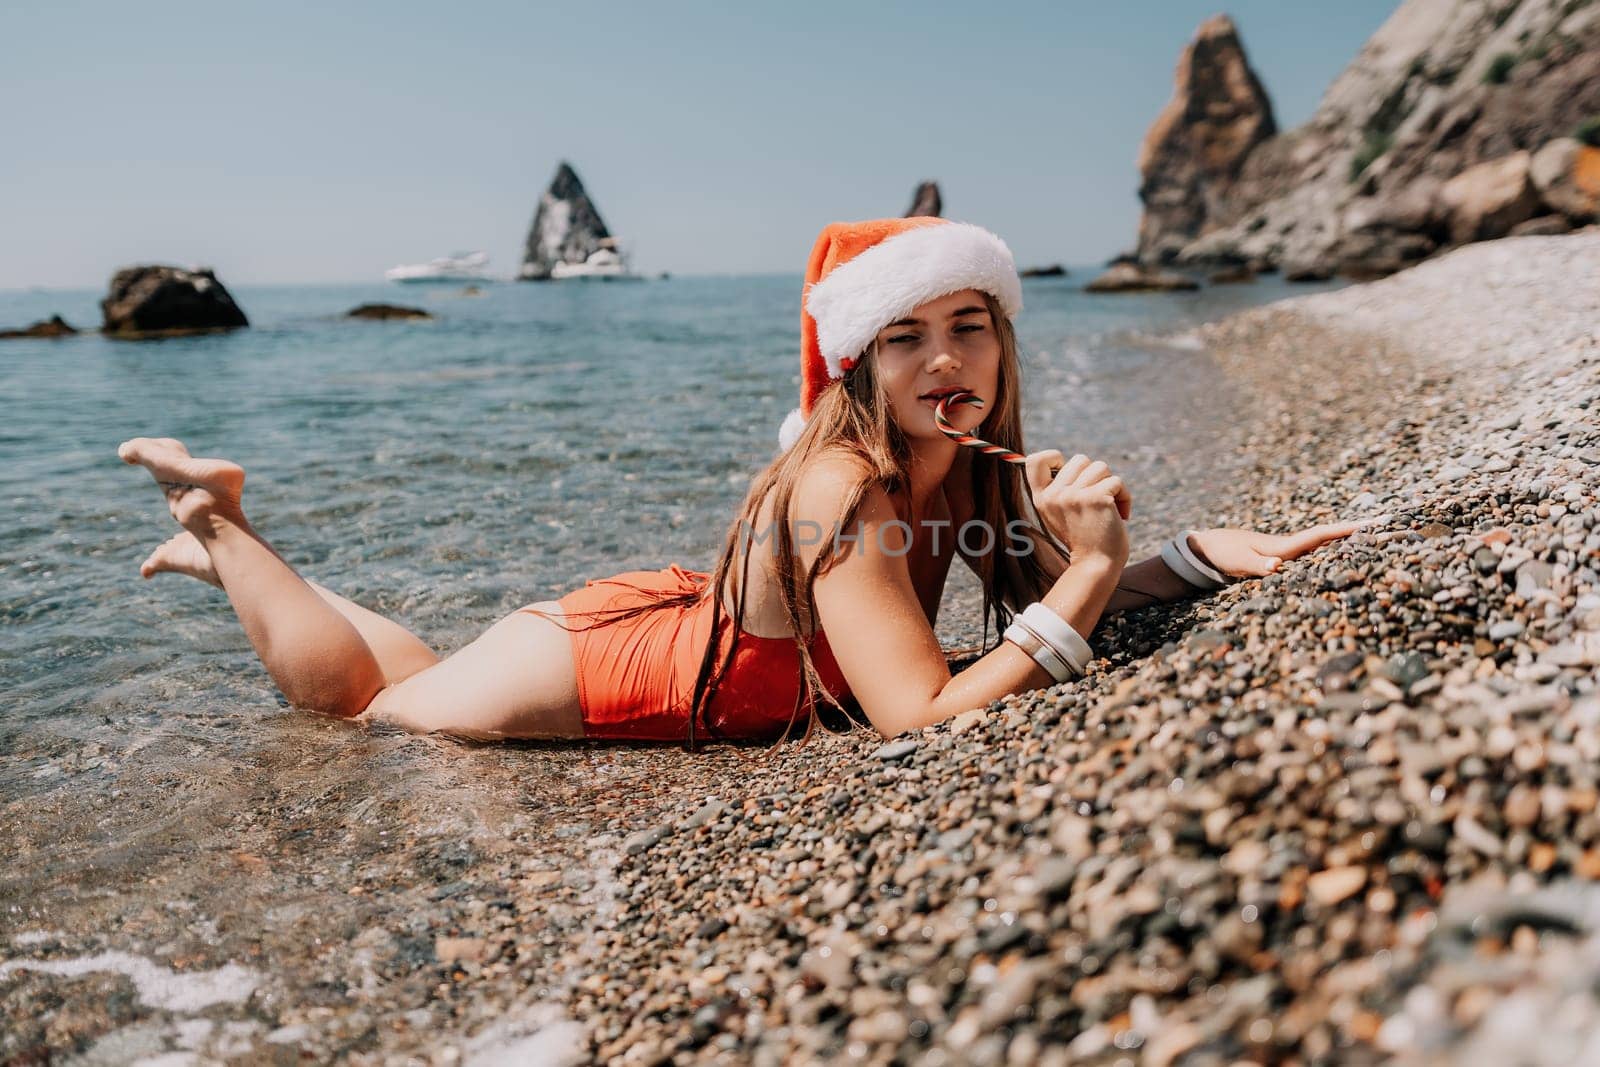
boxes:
[0,271,1339,923]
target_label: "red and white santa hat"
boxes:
[778,217,1024,452]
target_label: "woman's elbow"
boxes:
[866,699,941,740]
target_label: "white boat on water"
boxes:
[549,240,641,281]
[385,251,494,284]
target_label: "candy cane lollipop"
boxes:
[933,391,1026,464]
[932,387,1139,534]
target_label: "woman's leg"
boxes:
[123,437,585,738]
[142,531,441,685]
[121,437,388,716]
[357,601,584,740]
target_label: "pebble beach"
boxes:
[4,231,1597,1065]
[561,232,1600,1066]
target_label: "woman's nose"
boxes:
[926,347,961,371]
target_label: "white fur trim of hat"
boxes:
[803,222,1024,379]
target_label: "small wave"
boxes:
[0,950,260,1012]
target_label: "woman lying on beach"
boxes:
[119,217,1361,746]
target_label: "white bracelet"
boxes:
[1162,530,1231,590]
[1020,602,1093,676]
[1003,620,1076,684]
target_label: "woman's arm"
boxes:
[1032,523,1369,613]
[798,458,1123,739]
[1021,528,1193,617]
[943,460,1187,619]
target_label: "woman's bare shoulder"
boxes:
[793,448,877,512]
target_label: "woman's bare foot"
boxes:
[141,531,222,588]
[117,437,246,532]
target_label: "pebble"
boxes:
[1307,866,1368,906]
[871,740,919,762]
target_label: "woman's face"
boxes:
[869,288,1002,446]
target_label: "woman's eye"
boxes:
[956,323,985,334]
[886,334,919,345]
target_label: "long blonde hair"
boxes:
[552,290,1064,750]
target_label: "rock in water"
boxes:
[518,161,615,281]
[0,314,78,339]
[1208,265,1256,284]
[1084,262,1199,293]
[346,303,433,320]
[1135,14,1277,265]
[101,266,248,336]
[904,181,942,218]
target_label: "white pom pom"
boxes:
[777,407,807,452]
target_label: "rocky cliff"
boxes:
[1136,0,1600,278]
[518,162,615,281]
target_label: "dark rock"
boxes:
[1380,652,1430,690]
[694,918,730,941]
[1283,264,1334,283]
[872,740,919,762]
[904,181,942,218]
[624,826,670,856]
[0,314,77,339]
[1019,264,1068,278]
[1507,214,1574,237]
[346,303,432,321]
[1084,263,1200,293]
[1208,266,1257,284]
[1317,651,1367,689]
[518,161,615,281]
[100,265,248,336]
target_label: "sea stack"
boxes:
[101,266,249,337]
[1135,14,1277,265]
[518,162,615,281]
[904,181,942,218]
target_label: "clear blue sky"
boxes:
[2,1,1399,288]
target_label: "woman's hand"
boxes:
[1025,451,1131,568]
[1187,520,1368,579]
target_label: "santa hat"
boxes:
[778,217,1024,452]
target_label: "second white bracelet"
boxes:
[1162,530,1231,590]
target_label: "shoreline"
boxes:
[2,233,1595,1064]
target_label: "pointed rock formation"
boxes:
[518,162,615,281]
[1135,15,1277,264]
[905,181,942,218]
[101,266,248,336]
